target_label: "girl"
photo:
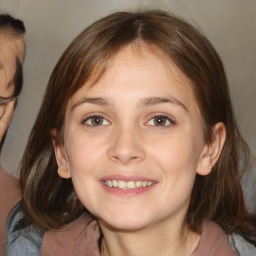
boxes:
[7,10,256,256]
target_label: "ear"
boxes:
[196,122,226,176]
[50,128,71,179]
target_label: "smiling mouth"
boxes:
[103,180,155,189]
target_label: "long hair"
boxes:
[20,10,255,244]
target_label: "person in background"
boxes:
[0,13,76,256]
[0,13,26,255]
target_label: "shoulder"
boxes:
[193,221,256,256]
[0,168,20,208]
[41,214,100,256]
[229,233,256,256]
[0,168,21,231]
[192,221,238,256]
[0,168,21,255]
[5,201,45,256]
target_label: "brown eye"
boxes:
[83,115,110,126]
[153,116,167,126]
[91,116,103,126]
[146,115,174,127]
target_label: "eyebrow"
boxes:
[141,96,188,112]
[71,96,188,112]
[71,97,113,111]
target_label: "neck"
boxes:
[99,217,200,256]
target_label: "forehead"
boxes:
[79,43,194,93]
[69,44,197,109]
[0,34,25,63]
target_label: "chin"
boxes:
[99,214,150,232]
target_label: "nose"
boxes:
[107,126,145,165]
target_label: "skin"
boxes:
[54,44,226,256]
[0,34,25,136]
[0,33,25,255]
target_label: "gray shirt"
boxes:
[6,201,44,256]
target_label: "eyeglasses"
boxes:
[0,95,16,105]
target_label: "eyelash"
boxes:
[145,114,176,128]
[82,114,110,128]
[81,113,176,128]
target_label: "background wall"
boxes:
[1,0,255,210]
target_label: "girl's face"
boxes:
[55,44,213,231]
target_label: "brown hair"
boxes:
[20,10,255,244]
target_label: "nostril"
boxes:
[110,156,119,161]
[107,132,145,164]
[108,152,144,165]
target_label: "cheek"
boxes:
[65,128,105,177]
[134,134,200,219]
[0,69,15,97]
[150,130,202,173]
[149,128,203,198]
[64,129,111,215]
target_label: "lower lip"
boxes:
[101,182,156,197]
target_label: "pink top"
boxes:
[41,215,237,256]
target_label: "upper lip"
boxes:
[100,175,157,182]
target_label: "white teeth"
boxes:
[104,180,154,189]
[112,180,118,187]
[127,181,135,189]
[136,181,142,187]
[117,180,126,189]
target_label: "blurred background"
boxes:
[1,0,255,211]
